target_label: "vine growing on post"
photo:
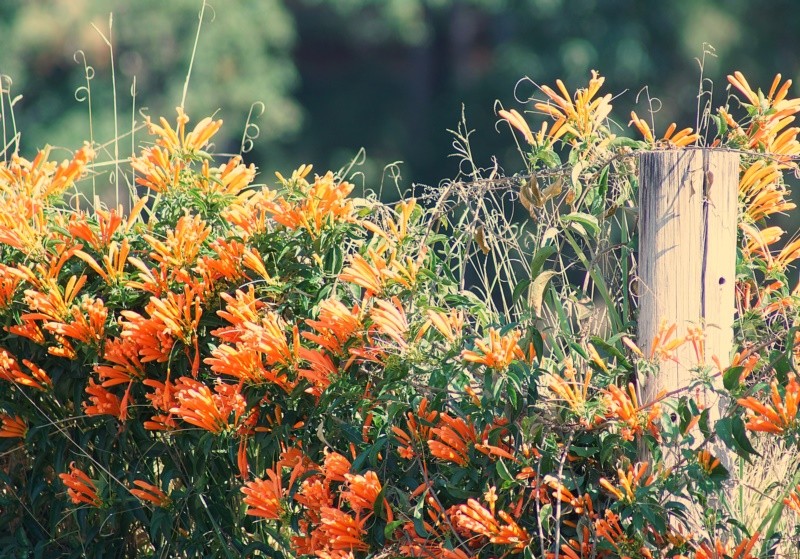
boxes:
[0,70,798,559]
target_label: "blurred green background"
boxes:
[1,0,799,196]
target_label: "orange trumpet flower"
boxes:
[318,506,370,552]
[534,71,611,142]
[738,373,799,434]
[170,376,245,434]
[130,479,171,508]
[0,349,52,391]
[461,328,524,370]
[0,413,27,438]
[370,297,409,350]
[323,451,352,483]
[241,466,286,520]
[304,298,362,356]
[59,462,102,507]
[629,111,700,147]
[427,413,477,466]
[341,471,382,513]
[599,462,654,503]
[84,379,124,420]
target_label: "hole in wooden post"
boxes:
[718,277,726,285]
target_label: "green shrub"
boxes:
[0,71,798,558]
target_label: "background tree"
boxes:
[2,0,800,215]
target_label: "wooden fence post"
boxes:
[637,149,739,448]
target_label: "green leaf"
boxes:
[709,462,730,483]
[771,351,791,383]
[600,434,622,465]
[597,165,609,201]
[589,336,633,371]
[715,417,736,453]
[512,279,531,306]
[609,136,643,150]
[640,504,666,534]
[711,114,727,138]
[536,148,561,168]
[569,342,588,360]
[529,245,557,281]
[731,416,760,457]
[723,366,744,391]
[716,416,758,460]
[562,212,599,237]
[527,328,544,364]
[384,520,405,539]
[568,445,598,458]
[538,503,552,533]
[412,497,430,538]
[496,459,514,483]
[325,245,344,275]
[528,270,558,317]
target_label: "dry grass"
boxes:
[736,436,800,557]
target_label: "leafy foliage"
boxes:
[0,70,798,558]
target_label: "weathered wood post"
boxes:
[638,149,739,447]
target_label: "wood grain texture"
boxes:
[637,149,739,406]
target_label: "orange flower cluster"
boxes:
[268,167,356,239]
[461,328,524,370]
[205,288,294,388]
[242,449,387,557]
[427,412,478,466]
[146,107,223,156]
[726,72,800,161]
[546,525,594,559]
[741,222,800,275]
[784,484,800,516]
[303,298,362,357]
[207,287,361,398]
[603,383,661,442]
[534,70,611,143]
[84,378,125,419]
[735,275,796,319]
[369,296,409,351]
[693,452,718,477]
[169,376,246,434]
[120,288,201,367]
[425,308,465,344]
[392,397,439,460]
[0,413,27,438]
[0,145,95,254]
[722,73,800,304]
[598,462,655,503]
[58,462,102,508]
[629,111,700,147]
[646,320,687,363]
[736,159,796,223]
[543,476,596,517]
[242,465,287,520]
[131,108,227,194]
[685,533,760,559]
[546,357,602,425]
[340,245,423,296]
[129,479,171,508]
[594,510,650,558]
[0,348,52,391]
[450,498,531,551]
[738,373,799,434]
[339,199,424,296]
[68,203,142,252]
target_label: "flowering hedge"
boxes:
[0,72,799,558]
